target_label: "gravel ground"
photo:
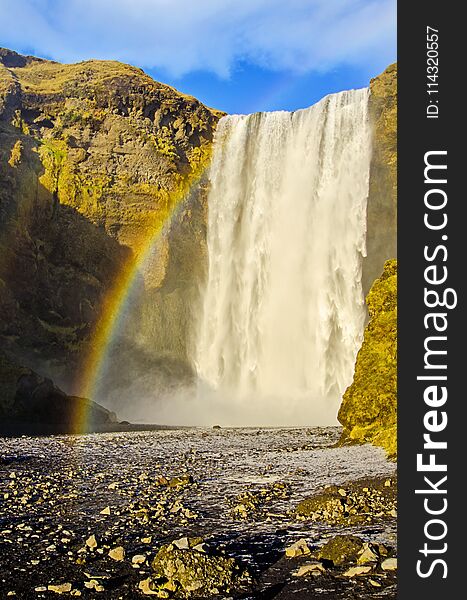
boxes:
[0,427,397,599]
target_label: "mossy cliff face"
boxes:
[363,63,397,296]
[338,260,397,457]
[0,48,221,390]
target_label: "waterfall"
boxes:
[194,88,371,425]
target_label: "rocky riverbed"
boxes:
[0,427,397,599]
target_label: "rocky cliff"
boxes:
[338,260,397,457]
[363,63,397,296]
[1,48,397,426]
[0,48,221,398]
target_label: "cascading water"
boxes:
[193,88,372,426]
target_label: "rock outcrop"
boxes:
[0,48,222,394]
[0,350,116,434]
[363,63,397,296]
[338,260,397,457]
[146,538,253,598]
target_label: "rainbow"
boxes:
[73,162,211,433]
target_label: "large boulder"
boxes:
[147,539,253,598]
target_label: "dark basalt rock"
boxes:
[0,350,116,434]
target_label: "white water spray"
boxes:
[192,88,371,426]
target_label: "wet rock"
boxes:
[229,482,290,520]
[316,535,364,566]
[285,539,312,558]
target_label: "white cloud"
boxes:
[0,0,396,77]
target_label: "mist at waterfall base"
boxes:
[97,88,372,427]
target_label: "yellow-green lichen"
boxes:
[338,259,397,458]
[8,139,22,167]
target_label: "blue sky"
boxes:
[0,0,396,114]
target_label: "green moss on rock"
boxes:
[338,259,397,457]
[316,535,364,566]
[0,48,222,387]
[149,542,252,598]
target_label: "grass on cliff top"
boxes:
[7,58,209,107]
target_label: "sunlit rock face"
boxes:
[0,47,221,391]
[338,260,397,457]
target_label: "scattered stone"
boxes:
[343,565,372,577]
[296,476,397,526]
[132,554,146,565]
[172,536,190,550]
[139,578,158,595]
[381,557,398,571]
[84,570,112,581]
[100,506,111,515]
[85,535,97,549]
[109,546,125,562]
[47,583,73,594]
[229,482,291,520]
[155,476,170,486]
[172,536,203,550]
[369,579,382,587]
[294,562,326,577]
[317,535,364,566]
[357,543,379,564]
[84,579,104,592]
[285,539,312,558]
[168,474,194,487]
